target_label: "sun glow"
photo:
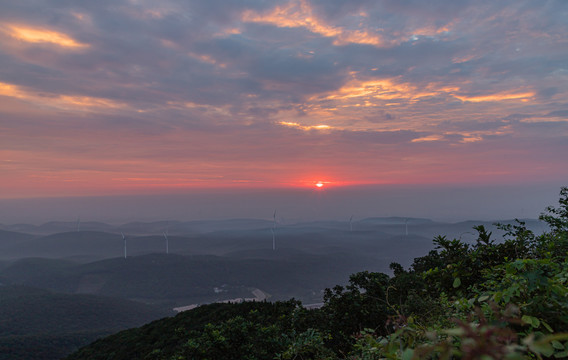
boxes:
[315,182,324,188]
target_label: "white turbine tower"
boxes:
[349,215,353,232]
[163,231,169,255]
[272,210,277,251]
[121,232,127,259]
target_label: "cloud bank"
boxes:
[0,0,567,197]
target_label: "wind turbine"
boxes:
[272,210,277,251]
[404,219,409,237]
[349,215,353,232]
[163,231,169,255]
[76,216,80,232]
[121,232,127,259]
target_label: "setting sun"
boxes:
[315,182,324,188]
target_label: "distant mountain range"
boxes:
[0,216,548,306]
[0,216,546,235]
[0,217,547,262]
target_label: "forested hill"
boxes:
[66,187,568,360]
[0,286,171,360]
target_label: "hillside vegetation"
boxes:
[66,187,568,359]
[0,286,171,360]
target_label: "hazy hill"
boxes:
[0,229,37,261]
[0,217,548,306]
[0,285,171,360]
[0,231,129,262]
[0,229,36,243]
[0,250,387,307]
[0,217,547,256]
[163,218,276,234]
[0,221,114,235]
[0,218,276,236]
[0,217,546,269]
[0,220,437,264]
[0,231,202,262]
[0,258,78,287]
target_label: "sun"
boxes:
[315,182,324,188]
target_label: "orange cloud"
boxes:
[3,24,88,48]
[452,54,477,64]
[279,121,332,131]
[411,135,444,143]
[187,52,226,68]
[411,24,452,38]
[0,82,27,99]
[333,30,382,46]
[58,95,126,109]
[242,0,385,47]
[317,78,456,103]
[453,91,535,103]
[460,135,483,143]
[0,81,126,111]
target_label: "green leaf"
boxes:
[522,315,540,328]
[453,277,461,288]
[552,340,564,350]
[402,348,414,360]
[531,342,554,357]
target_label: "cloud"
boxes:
[279,121,332,131]
[503,113,535,121]
[241,0,386,47]
[0,0,567,197]
[452,91,535,103]
[546,110,568,119]
[1,24,89,48]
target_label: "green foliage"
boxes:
[416,224,538,300]
[347,186,568,359]
[276,329,336,360]
[540,186,568,234]
[481,258,568,332]
[66,300,320,360]
[322,271,391,353]
[350,307,568,360]
[176,315,283,359]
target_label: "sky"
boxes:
[0,1,567,222]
